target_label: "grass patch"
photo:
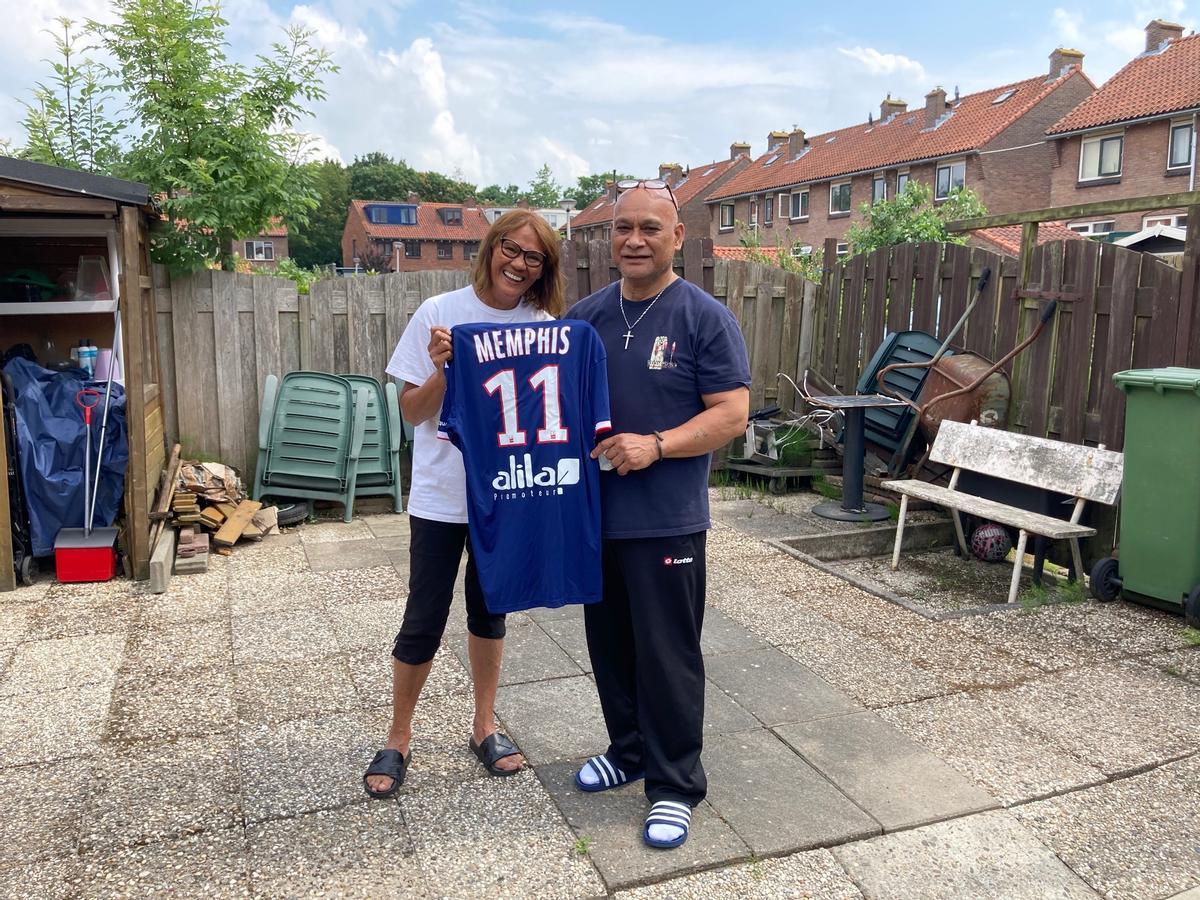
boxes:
[1183,627,1200,648]
[1019,578,1086,611]
[811,474,841,501]
[573,836,594,856]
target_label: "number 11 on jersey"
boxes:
[484,364,569,447]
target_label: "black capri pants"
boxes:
[392,515,506,665]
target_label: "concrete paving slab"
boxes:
[1014,754,1200,899]
[784,580,928,639]
[230,606,340,665]
[0,632,125,696]
[711,501,812,539]
[878,693,1106,807]
[1147,648,1200,685]
[704,729,879,855]
[364,513,410,538]
[24,593,136,641]
[305,537,391,571]
[0,576,53,605]
[834,809,1100,899]
[247,802,429,899]
[449,622,583,686]
[346,644,470,708]
[79,732,241,851]
[703,681,760,736]
[1167,888,1200,900]
[0,681,112,765]
[870,618,1040,691]
[537,609,592,673]
[496,675,609,765]
[0,760,91,867]
[705,647,862,726]
[121,618,233,677]
[777,711,997,831]
[613,848,864,899]
[225,541,308,578]
[0,604,33,648]
[234,655,360,724]
[700,606,769,657]
[106,668,235,743]
[537,760,749,891]
[318,564,407,604]
[300,519,375,543]
[325,598,407,654]
[950,605,1128,674]
[986,660,1200,776]
[524,602,586,623]
[239,709,378,823]
[135,576,230,626]
[0,856,78,899]
[403,770,606,899]
[76,827,250,899]
[227,571,331,617]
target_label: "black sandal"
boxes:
[469,732,523,777]
[363,748,409,798]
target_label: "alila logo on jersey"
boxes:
[492,454,580,492]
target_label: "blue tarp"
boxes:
[3,358,128,557]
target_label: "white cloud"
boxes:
[1051,8,1084,44]
[837,46,926,79]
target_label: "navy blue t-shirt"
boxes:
[438,320,612,613]
[571,278,750,539]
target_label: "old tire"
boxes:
[1089,556,1121,602]
[266,499,308,527]
[17,553,36,586]
[1185,586,1200,629]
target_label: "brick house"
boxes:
[1045,20,1197,237]
[705,50,1094,256]
[341,198,491,272]
[482,205,574,232]
[231,220,288,268]
[568,151,751,244]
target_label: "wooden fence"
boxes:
[155,238,817,476]
[812,239,1186,451]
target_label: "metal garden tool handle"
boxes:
[76,388,102,535]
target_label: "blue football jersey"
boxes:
[438,320,611,614]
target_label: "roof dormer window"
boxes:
[439,207,463,226]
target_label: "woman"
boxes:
[364,209,566,796]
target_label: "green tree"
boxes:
[416,169,476,203]
[79,0,338,272]
[569,172,634,209]
[20,18,122,173]
[845,181,987,255]
[286,159,350,268]
[524,163,562,208]
[736,221,823,280]
[348,152,420,201]
[478,183,522,205]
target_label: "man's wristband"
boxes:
[652,431,665,461]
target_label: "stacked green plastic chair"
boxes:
[252,372,368,523]
[341,374,404,513]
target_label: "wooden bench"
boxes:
[882,420,1124,604]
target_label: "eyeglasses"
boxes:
[498,237,546,268]
[616,178,679,210]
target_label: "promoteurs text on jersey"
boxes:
[472,324,572,364]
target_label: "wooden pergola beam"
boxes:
[947,191,1200,233]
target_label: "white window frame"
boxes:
[404,240,421,259]
[829,181,852,215]
[791,189,809,220]
[719,203,735,230]
[1068,220,1116,236]
[1143,213,1188,229]
[1168,121,1193,170]
[436,242,453,260]
[871,174,887,204]
[1079,132,1123,181]
[763,196,774,225]
[244,240,274,261]
[835,241,849,256]
[934,159,966,200]
[749,199,758,227]
[896,170,911,194]
[777,193,790,220]
[464,241,480,260]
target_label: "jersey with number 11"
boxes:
[437,320,611,614]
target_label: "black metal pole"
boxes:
[842,407,866,513]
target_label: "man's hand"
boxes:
[592,432,659,475]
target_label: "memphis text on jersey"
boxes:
[472,324,572,363]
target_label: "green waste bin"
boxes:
[1095,367,1200,626]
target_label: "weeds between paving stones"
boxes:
[573,836,594,856]
[1019,579,1085,611]
[1183,627,1200,647]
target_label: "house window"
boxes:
[1169,122,1193,170]
[437,242,453,260]
[897,171,910,194]
[602,225,611,240]
[763,197,774,225]
[829,181,852,214]
[1079,133,1123,181]
[439,207,463,226]
[369,207,386,224]
[749,199,758,227]
[791,243,813,258]
[1143,214,1188,229]
[872,175,887,204]
[778,193,790,219]
[791,190,809,219]
[244,240,273,261]
[935,160,966,199]
[719,203,735,230]
[404,241,421,259]
[835,241,849,256]
[1068,220,1116,236]
[465,241,480,260]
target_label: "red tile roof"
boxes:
[568,156,747,229]
[971,221,1083,255]
[712,246,762,261]
[1048,33,1200,134]
[569,194,616,229]
[350,199,491,240]
[262,218,287,238]
[711,70,1090,201]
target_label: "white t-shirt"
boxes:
[386,285,552,523]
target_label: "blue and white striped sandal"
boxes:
[573,754,644,793]
[643,799,692,849]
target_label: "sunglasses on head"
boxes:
[498,237,546,268]
[615,178,679,210]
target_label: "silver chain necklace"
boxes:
[618,279,670,350]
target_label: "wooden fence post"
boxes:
[1176,202,1200,367]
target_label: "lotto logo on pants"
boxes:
[662,556,694,566]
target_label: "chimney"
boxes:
[406,192,420,203]
[924,87,947,128]
[1145,19,1184,51]
[880,95,907,120]
[730,141,751,160]
[657,162,684,186]
[766,130,789,152]
[788,127,806,160]
[1048,47,1084,79]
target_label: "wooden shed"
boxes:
[0,157,166,590]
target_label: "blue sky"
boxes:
[1,0,1194,189]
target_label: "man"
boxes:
[569,181,750,849]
